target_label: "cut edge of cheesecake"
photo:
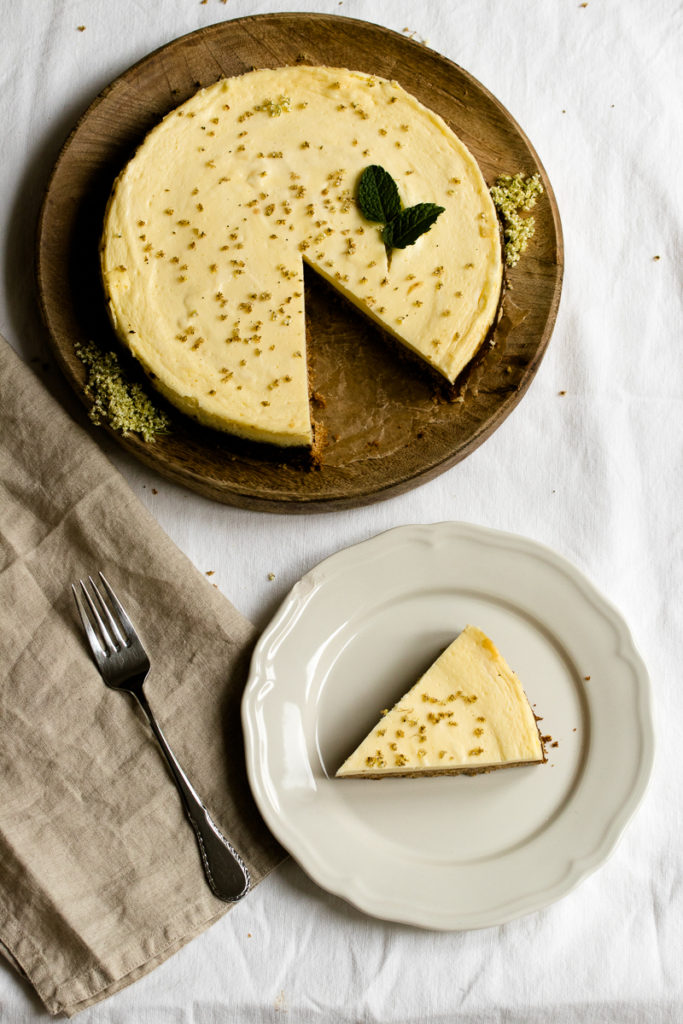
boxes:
[335,624,546,779]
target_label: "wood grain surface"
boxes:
[36,13,563,513]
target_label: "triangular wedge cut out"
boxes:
[100,66,503,448]
[336,625,545,778]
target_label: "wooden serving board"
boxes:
[36,13,563,513]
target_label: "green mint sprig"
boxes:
[357,165,401,223]
[356,165,444,252]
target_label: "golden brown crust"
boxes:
[338,757,545,780]
[533,711,549,763]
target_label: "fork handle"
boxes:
[135,689,250,903]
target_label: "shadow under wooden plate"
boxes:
[36,13,563,513]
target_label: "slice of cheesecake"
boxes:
[336,625,545,778]
[100,66,503,447]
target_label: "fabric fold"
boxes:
[0,337,285,1017]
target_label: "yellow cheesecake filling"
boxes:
[336,625,544,778]
[101,66,503,447]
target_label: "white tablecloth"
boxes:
[2,1,680,1020]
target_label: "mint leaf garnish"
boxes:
[357,165,445,254]
[357,165,402,223]
[382,203,445,249]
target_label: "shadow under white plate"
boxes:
[242,522,653,929]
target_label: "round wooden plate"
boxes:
[36,13,563,513]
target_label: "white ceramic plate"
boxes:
[241,522,654,930]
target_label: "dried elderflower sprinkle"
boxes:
[256,95,291,117]
[75,341,171,441]
[489,172,544,267]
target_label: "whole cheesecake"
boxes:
[101,66,503,447]
[336,625,545,778]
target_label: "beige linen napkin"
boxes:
[0,338,285,1016]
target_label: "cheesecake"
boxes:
[101,66,503,447]
[336,625,544,778]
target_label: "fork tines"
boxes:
[72,572,132,658]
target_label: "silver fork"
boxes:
[72,572,250,903]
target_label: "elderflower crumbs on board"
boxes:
[490,172,544,267]
[74,340,171,441]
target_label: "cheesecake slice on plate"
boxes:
[336,625,545,778]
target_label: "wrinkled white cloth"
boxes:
[1,0,681,1021]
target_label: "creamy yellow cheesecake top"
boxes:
[336,625,544,778]
[101,66,503,446]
